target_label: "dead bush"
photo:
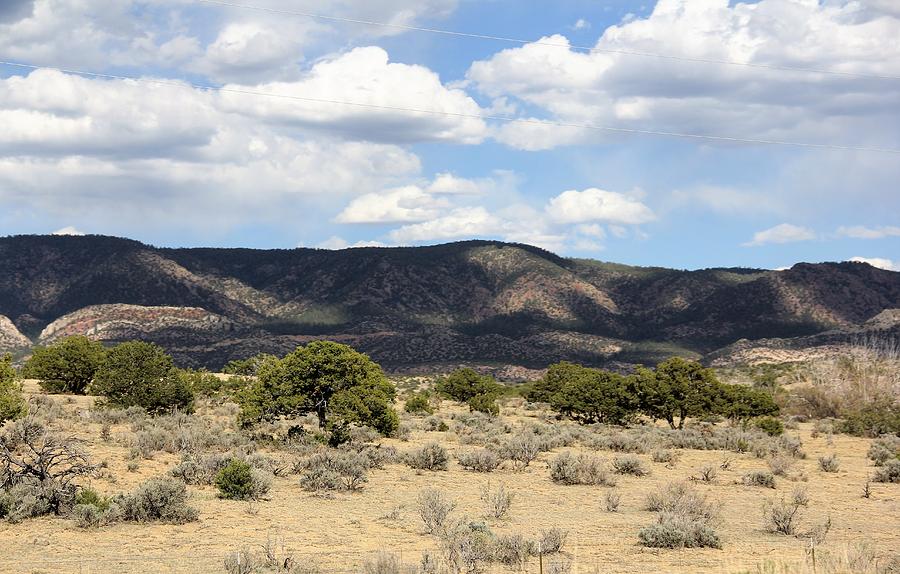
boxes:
[695,464,718,483]
[0,417,95,519]
[763,487,809,535]
[361,552,416,574]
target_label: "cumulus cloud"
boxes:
[0,0,461,81]
[546,188,655,225]
[388,207,502,243]
[0,67,431,233]
[848,257,898,271]
[467,0,900,150]
[743,223,816,247]
[219,47,487,144]
[837,225,900,239]
[335,185,450,224]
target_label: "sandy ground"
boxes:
[0,381,897,574]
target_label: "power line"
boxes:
[193,0,900,82]
[2,60,899,154]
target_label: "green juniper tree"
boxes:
[238,341,398,436]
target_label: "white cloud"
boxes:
[427,173,482,195]
[389,206,502,243]
[743,223,816,247]
[573,18,591,30]
[51,226,85,236]
[837,225,900,239]
[546,188,655,225]
[467,0,900,150]
[316,236,386,250]
[335,185,449,224]
[196,22,307,84]
[848,257,898,271]
[574,223,606,239]
[334,172,503,224]
[0,0,462,82]
[219,47,487,145]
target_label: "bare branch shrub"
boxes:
[417,488,455,534]
[480,482,513,520]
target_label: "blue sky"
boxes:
[0,0,898,271]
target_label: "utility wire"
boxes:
[2,60,899,154]
[193,0,900,82]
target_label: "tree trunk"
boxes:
[317,402,327,429]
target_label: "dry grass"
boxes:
[0,380,897,573]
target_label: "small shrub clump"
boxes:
[299,451,369,492]
[404,392,434,416]
[457,449,501,473]
[872,459,900,483]
[867,435,900,466]
[651,449,677,464]
[743,470,777,489]
[549,452,616,486]
[214,459,272,500]
[754,417,784,437]
[639,482,721,549]
[818,453,840,473]
[480,482,513,519]
[117,477,198,523]
[405,443,449,471]
[612,454,648,476]
[605,490,621,512]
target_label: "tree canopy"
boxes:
[548,364,639,425]
[90,341,194,414]
[537,357,779,428]
[24,336,107,395]
[435,368,502,415]
[238,341,398,436]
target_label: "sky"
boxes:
[0,0,898,271]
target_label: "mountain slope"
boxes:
[0,235,897,370]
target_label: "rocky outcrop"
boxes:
[0,315,30,351]
[38,304,234,345]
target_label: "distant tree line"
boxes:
[8,337,782,438]
[528,357,779,427]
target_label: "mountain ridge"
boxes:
[1,234,897,372]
